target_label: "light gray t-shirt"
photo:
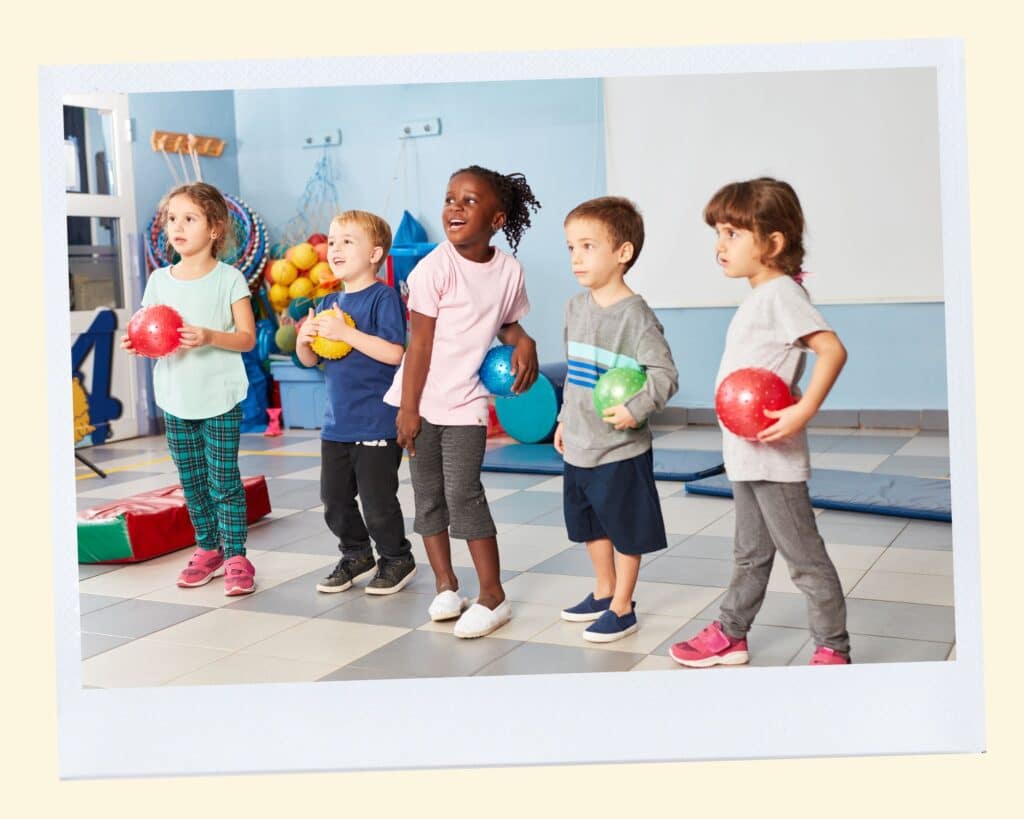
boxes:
[559,292,679,468]
[141,262,251,420]
[716,275,831,482]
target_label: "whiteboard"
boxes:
[604,69,943,307]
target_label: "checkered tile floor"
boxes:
[75,424,955,687]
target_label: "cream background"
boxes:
[5,0,1018,813]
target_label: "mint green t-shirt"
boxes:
[141,261,251,420]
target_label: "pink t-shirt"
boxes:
[384,240,530,426]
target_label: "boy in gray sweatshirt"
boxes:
[554,197,679,642]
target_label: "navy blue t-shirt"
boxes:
[316,282,406,442]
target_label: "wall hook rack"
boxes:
[151,130,225,157]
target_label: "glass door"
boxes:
[65,93,146,444]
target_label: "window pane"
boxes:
[63,105,118,196]
[68,216,123,310]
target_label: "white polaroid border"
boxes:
[43,39,984,779]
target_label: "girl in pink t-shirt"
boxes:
[386,165,540,638]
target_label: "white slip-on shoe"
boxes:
[453,600,512,639]
[428,589,469,621]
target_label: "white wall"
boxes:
[604,68,943,307]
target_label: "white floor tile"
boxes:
[824,543,887,570]
[630,654,679,671]
[146,608,307,651]
[240,618,408,665]
[82,638,229,688]
[167,652,341,686]
[502,572,597,608]
[849,570,955,606]
[633,580,724,619]
[872,547,953,576]
[893,436,950,457]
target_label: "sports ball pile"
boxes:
[266,232,340,313]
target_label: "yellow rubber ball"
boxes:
[289,276,314,299]
[309,261,331,286]
[290,242,318,271]
[269,282,291,308]
[271,259,298,286]
[311,310,356,359]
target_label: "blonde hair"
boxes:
[159,182,235,260]
[332,210,393,273]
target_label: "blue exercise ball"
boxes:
[479,344,517,397]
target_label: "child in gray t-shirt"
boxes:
[670,177,852,668]
[554,197,679,643]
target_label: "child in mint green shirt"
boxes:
[121,183,258,596]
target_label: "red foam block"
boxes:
[78,475,272,563]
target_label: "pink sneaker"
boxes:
[176,548,225,588]
[223,555,256,596]
[810,646,850,665]
[669,621,749,668]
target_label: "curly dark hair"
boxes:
[451,165,541,255]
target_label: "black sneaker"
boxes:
[364,555,417,596]
[316,554,376,593]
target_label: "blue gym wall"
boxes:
[127,90,241,250]
[126,81,949,412]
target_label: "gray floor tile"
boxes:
[271,530,342,556]
[76,495,121,513]
[487,492,564,525]
[238,435,305,451]
[475,641,644,676]
[891,520,954,550]
[806,434,853,453]
[79,593,126,615]
[81,598,212,639]
[237,455,320,477]
[654,619,811,667]
[827,435,913,455]
[78,563,122,580]
[318,664,418,682]
[844,598,956,643]
[528,508,567,527]
[245,511,329,550]
[481,472,553,490]
[76,470,163,489]
[81,632,131,659]
[816,520,907,547]
[790,633,951,665]
[318,591,436,629]
[264,478,322,510]
[665,534,734,560]
[639,555,735,587]
[343,630,522,678]
[223,569,350,617]
[529,549,603,577]
[874,455,950,478]
[77,446,150,464]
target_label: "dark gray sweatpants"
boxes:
[408,419,497,541]
[719,480,850,654]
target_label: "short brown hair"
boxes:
[703,177,806,277]
[564,196,645,272]
[332,210,393,272]
[159,182,236,260]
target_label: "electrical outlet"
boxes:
[399,118,442,139]
[302,129,342,149]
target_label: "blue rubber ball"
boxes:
[479,345,517,397]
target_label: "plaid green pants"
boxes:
[164,404,247,557]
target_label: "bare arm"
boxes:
[759,330,847,443]
[497,321,539,394]
[396,310,436,456]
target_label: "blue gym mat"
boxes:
[685,468,952,522]
[482,443,725,481]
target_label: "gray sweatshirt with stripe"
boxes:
[557,292,679,468]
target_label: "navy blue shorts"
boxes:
[562,449,668,556]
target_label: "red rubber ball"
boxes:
[715,367,795,440]
[127,304,184,358]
